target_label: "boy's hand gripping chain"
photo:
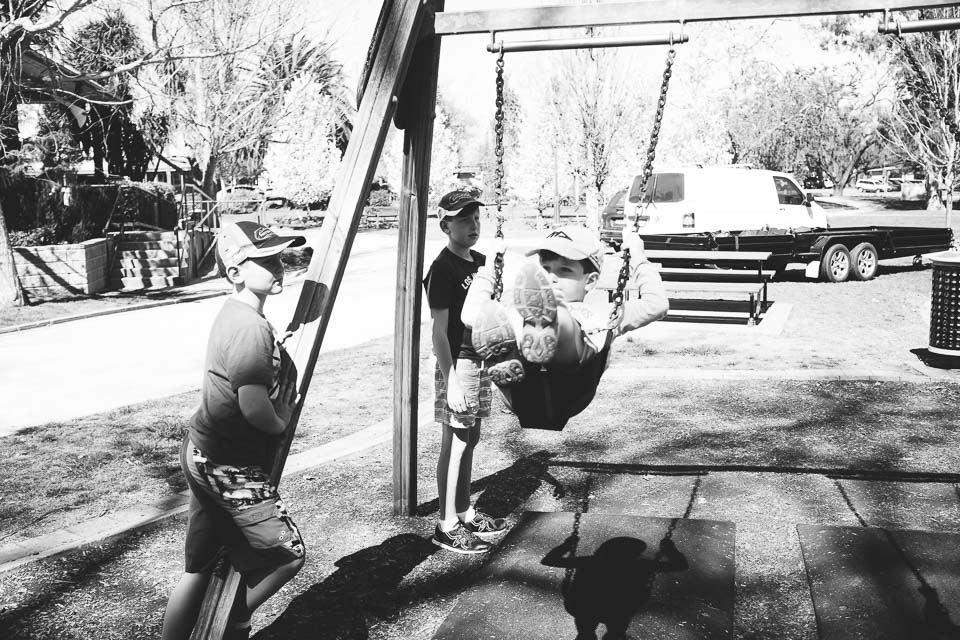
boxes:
[609,43,676,330]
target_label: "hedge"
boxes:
[1,175,177,246]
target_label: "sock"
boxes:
[459,506,477,523]
[440,517,459,532]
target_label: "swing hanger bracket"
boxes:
[486,28,689,54]
[878,8,960,34]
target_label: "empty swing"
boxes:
[483,33,680,431]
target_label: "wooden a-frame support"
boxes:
[190,1,441,637]
[190,0,960,636]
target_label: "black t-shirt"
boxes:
[423,247,485,362]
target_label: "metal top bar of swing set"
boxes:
[434,0,960,36]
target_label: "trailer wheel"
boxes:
[850,242,879,281]
[820,244,851,282]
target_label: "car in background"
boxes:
[855,177,895,193]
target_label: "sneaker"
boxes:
[472,299,517,360]
[487,357,526,387]
[461,511,508,537]
[431,523,492,554]
[473,300,526,386]
[512,262,558,363]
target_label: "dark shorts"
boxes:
[180,438,305,578]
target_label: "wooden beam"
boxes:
[392,16,442,515]
[435,0,960,35]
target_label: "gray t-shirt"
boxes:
[189,298,281,466]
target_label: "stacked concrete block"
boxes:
[14,238,110,298]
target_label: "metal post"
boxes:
[486,32,688,53]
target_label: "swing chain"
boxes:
[493,48,506,301]
[608,45,676,329]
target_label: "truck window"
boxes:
[774,176,805,205]
[628,172,684,203]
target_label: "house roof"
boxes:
[18,48,114,105]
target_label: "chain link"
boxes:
[609,45,676,329]
[492,48,506,301]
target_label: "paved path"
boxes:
[0,230,439,433]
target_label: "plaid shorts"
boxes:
[434,360,492,428]
[181,439,304,576]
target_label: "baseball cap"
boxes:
[525,225,604,272]
[437,190,485,219]
[217,220,306,269]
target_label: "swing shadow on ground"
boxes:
[542,531,689,640]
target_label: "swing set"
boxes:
[189,2,960,637]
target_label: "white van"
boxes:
[610,166,829,239]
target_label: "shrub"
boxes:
[9,226,58,247]
[2,178,180,245]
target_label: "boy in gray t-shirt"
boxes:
[161,221,306,640]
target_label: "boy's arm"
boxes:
[237,369,298,436]
[430,307,469,414]
[460,263,496,328]
[618,232,669,334]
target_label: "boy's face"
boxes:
[539,252,598,303]
[441,206,480,249]
[230,254,285,296]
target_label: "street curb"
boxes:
[0,406,425,575]
[0,289,231,335]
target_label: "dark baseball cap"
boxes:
[437,190,485,218]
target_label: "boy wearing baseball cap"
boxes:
[463,224,668,430]
[422,190,508,554]
[162,221,307,640]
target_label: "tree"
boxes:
[262,77,343,208]
[882,8,960,220]
[153,1,350,197]
[546,41,646,226]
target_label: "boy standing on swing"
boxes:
[463,224,668,430]
[161,221,307,640]
[423,190,508,554]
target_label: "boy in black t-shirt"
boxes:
[422,190,508,554]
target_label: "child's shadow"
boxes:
[542,534,689,640]
[253,533,437,639]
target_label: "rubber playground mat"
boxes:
[432,511,736,640]
[798,524,960,639]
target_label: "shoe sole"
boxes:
[431,537,491,554]
[466,527,508,538]
[487,358,525,386]
[513,264,558,363]
[472,301,517,360]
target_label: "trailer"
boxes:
[615,226,954,282]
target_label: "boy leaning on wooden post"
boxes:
[161,221,307,640]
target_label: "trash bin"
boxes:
[929,251,960,356]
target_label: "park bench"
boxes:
[598,249,774,325]
[362,208,399,229]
